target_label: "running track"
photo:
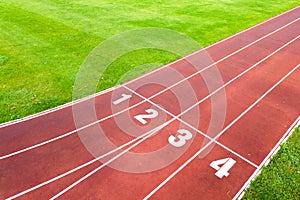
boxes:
[1,6,300,200]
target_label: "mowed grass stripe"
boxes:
[0,19,54,121]
[4,0,150,38]
[0,3,101,53]
[6,0,298,46]
[0,4,100,79]
[0,3,101,122]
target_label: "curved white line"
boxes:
[144,63,300,200]
[49,37,299,199]
[1,17,298,160]
[0,6,298,128]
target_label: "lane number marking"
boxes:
[134,109,159,125]
[113,94,132,105]
[168,129,193,147]
[210,158,236,179]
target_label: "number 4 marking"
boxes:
[210,158,236,179]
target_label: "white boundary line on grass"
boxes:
[0,6,298,128]
[0,86,116,128]
[143,63,300,200]
[1,17,298,160]
[235,116,300,200]
[169,35,299,118]
[7,28,299,200]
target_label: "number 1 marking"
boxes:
[210,158,236,179]
[134,109,158,125]
[113,94,132,105]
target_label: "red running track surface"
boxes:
[0,6,300,200]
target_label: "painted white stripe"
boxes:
[49,37,300,200]
[1,18,298,160]
[177,118,259,168]
[0,86,117,128]
[0,98,147,160]
[143,140,214,200]
[47,10,300,199]
[233,116,300,200]
[124,85,258,168]
[144,18,300,102]
[6,119,176,200]
[124,86,258,168]
[143,64,300,200]
[6,32,299,199]
[48,122,176,200]
[178,35,300,117]
[211,63,299,144]
[125,33,299,168]
[124,7,300,86]
[0,6,298,128]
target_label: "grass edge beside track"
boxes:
[243,125,300,199]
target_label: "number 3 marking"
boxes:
[134,109,158,125]
[168,129,193,147]
[210,158,236,179]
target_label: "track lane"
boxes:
[1,12,298,161]
[146,20,300,116]
[145,64,299,200]
[0,7,299,200]
[51,61,299,199]
[45,31,300,200]
[0,87,143,158]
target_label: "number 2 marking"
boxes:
[168,129,193,147]
[134,109,158,125]
[113,94,132,105]
[210,158,236,179]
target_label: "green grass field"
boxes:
[244,125,300,199]
[0,0,299,198]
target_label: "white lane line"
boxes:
[7,33,298,199]
[0,7,298,128]
[143,141,214,200]
[176,118,259,168]
[0,98,147,160]
[145,18,300,101]
[210,63,299,143]
[1,18,298,160]
[177,35,299,117]
[143,64,300,200]
[0,86,117,128]
[6,118,175,200]
[48,121,178,200]
[49,37,299,199]
[125,85,259,168]
[124,7,300,86]
[233,116,300,200]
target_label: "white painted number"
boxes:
[168,129,192,147]
[113,94,132,105]
[134,109,158,125]
[210,158,236,179]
